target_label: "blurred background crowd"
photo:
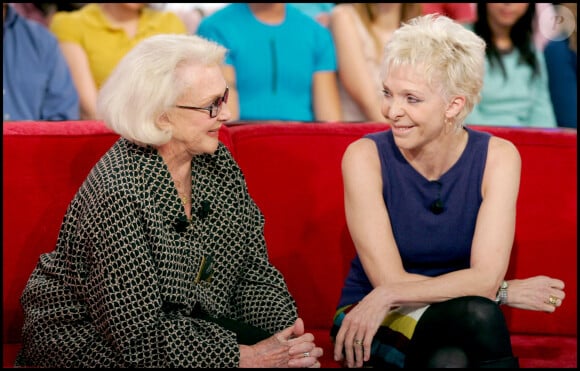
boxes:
[3,3,576,128]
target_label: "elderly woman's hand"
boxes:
[239,317,323,368]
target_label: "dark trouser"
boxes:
[404,296,519,368]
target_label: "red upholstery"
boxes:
[3,121,577,368]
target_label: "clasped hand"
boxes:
[239,317,323,368]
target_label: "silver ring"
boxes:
[303,351,310,358]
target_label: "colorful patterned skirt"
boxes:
[330,304,430,368]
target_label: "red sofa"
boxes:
[3,121,577,368]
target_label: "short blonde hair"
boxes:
[97,34,227,145]
[381,14,486,126]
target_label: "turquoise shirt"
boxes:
[465,29,557,128]
[197,4,337,121]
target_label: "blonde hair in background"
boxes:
[353,3,422,61]
[381,14,486,127]
[96,34,226,146]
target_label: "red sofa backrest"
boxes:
[3,121,119,344]
[3,121,577,347]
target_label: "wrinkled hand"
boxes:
[239,317,323,368]
[506,275,565,312]
[333,286,391,368]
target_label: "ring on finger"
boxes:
[354,339,363,346]
[548,295,558,306]
[302,351,310,358]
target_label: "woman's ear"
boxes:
[445,95,465,120]
[156,112,172,131]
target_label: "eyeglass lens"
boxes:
[210,87,229,118]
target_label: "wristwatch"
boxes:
[495,280,508,305]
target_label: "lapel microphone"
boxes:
[429,180,444,215]
[429,199,445,215]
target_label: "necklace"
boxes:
[173,178,191,207]
[178,192,189,206]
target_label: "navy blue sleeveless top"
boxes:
[337,127,491,308]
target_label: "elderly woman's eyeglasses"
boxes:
[175,87,229,118]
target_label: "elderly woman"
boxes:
[16,34,323,368]
[330,14,564,368]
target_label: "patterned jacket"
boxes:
[17,138,298,367]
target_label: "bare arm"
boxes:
[58,42,98,120]
[344,136,522,305]
[329,5,387,122]
[334,136,521,366]
[312,71,342,122]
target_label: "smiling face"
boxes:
[380,64,452,150]
[157,63,231,156]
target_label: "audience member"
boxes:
[197,3,342,122]
[465,3,557,128]
[49,3,187,120]
[15,33,323,368]
[421,3,476,24]
[543,3,577,128]
[330,14,565,368]
[3,3,79,121]
[329,3,422,122]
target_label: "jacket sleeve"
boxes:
[231,180,299,333]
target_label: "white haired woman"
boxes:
[16,34,323,368]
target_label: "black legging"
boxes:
[404,296,518,368]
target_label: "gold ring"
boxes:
[354,339,363,346]
[548,295,558,305]
[303,352,310,358]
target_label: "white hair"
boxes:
[97,34,227,145]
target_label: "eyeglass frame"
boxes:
[174,86,229,118]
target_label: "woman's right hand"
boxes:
[239,317,323,368]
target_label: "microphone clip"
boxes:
[429,199,444,215]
